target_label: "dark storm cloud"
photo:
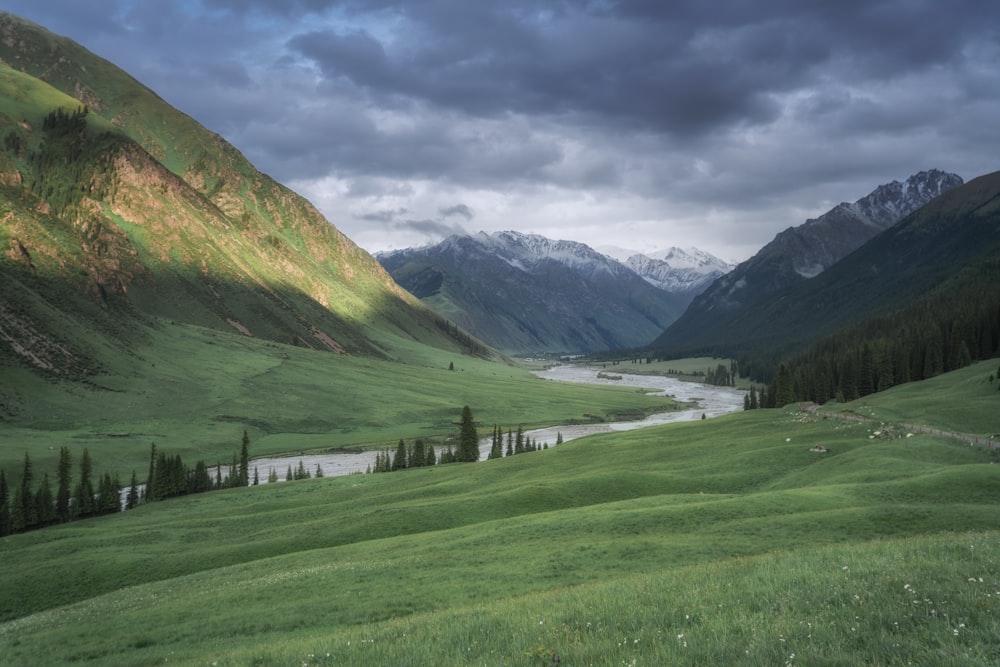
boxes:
[4,0,999,259]
[393,218,468,239]
[279,0,998,139]
[356,208,408,223]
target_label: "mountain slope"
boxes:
[379,231,690,355]
[651,169,1000,362]
[0,12,487,378]
[655,170,964,353]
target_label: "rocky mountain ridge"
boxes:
[378,231,696,355]
[620,247,734,293]
[654,169,964,353]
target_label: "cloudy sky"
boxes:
[7,1,999,261]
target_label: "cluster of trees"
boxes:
[487,424,555,459]
[742,385,774,411]
[372,439,437,472]
[26,106,121,216]
[703,362,737,387]
[0,431,259,537]
[0,448,122,536]
[742,273,1000,408]
[371,406,560,474]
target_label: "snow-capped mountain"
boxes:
[377,231,692,355]
[653,169,965,352]
[622,247,734,293]
[471,231,634,278]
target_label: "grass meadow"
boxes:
[1,361,999,664]
[0,319,677,481]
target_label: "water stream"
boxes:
[241,365,746,481]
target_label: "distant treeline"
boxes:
[743,264,1000,408]
[1,408,523,535]
[0,431,263,537]
[370,407,558,473]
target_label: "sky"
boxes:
[6,1,999,262]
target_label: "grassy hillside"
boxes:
[1,362,998,665]
[0,318,678,482]
[1,12,487,383]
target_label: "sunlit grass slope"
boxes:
[2,364,998,665]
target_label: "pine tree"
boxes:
[190,460,212,494]
[19,452,35,528]
[425,444,436,467]
[315,463,324,478]
[556,432,563,445]
[126,471,139,509]
[9,483,26,533]
[254,467,261,484]
[412,439,426,468]
[505,429,514,457]
[54,446,72,522]
[98,473,119,514]
[774,365,795,407]
[239,430,251,487]
[295,460,309,480]
[268,468,278,483]
[35,472,55,526]
[393,439,408,471]
[514,425,525,455]
[230,452,240,488]
[146,444,157,502]
[457,406,480,462]
[0,469,10,536]
[286,465,294,481]
[488,425,502,460]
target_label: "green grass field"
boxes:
[0,319,678,481]
[1,361,998,665]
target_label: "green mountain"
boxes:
[650,170,1000,371]
[0,11,486,383]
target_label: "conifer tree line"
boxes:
[0,448,122,536]
[741,271,1000,409]
[370,406,556,474]
[0,430,263,537]
[704,362,737,387]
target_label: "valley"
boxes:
[2,9,999,667]
[225,364,747,480]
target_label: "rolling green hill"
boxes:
[1,361,998,665]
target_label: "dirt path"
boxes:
[798,403,999,449]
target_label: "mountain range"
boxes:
[2,8,998,400]
[653,169,965,356]
[599,246,734,294]
[650,170,1000,377]
[377,231,728,355]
